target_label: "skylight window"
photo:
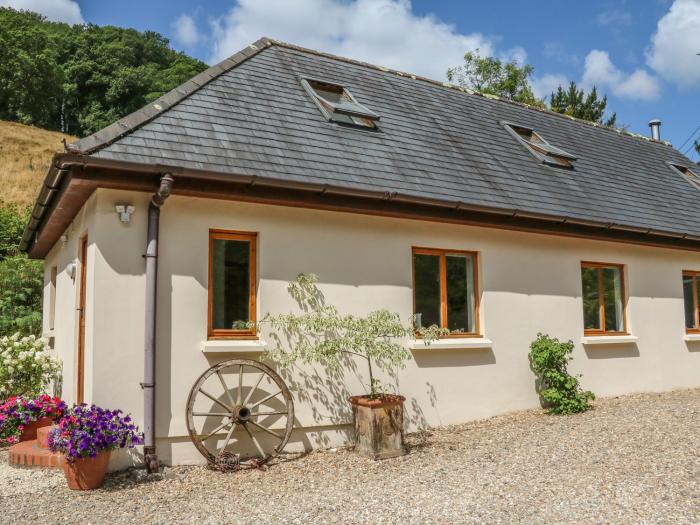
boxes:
[301,78,379,129]
[671,164,700,190]
[505,123,577,168]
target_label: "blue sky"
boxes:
[10,0,700,157]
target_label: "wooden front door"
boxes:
[77,236,88,404]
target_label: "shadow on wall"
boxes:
[412,347,496,368]
[686,341,700,352]
[584,343,640,359]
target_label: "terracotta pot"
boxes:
[19,417,53,442]
[348,394,406,460]
[62,450,111,490]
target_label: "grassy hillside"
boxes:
[0,121,76,209]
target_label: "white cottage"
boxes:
[21,38,700,469]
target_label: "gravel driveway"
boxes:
[1,389,698,524]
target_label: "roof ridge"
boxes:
[265,38,672,148]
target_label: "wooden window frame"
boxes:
[682,270,700,334]
[412,247,481,338]
[581,261,628,336]
[207,229,258,340]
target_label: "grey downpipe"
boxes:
[143,173,174,474]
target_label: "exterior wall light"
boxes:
[115,204,135,224]
[66,262,77,281]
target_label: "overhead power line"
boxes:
[679,125,700,152]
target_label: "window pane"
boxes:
[212,239,251,330]
[683,275,697,329]
[581,267,601,330]
[414,254,441,328]
[446,254,475,333]
[602,267,624,332]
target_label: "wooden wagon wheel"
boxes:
[186,359,294,467]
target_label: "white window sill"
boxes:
[684,333,700,342]
[580,335,638,345]
[201,340,267,353]
[408,337,493,350]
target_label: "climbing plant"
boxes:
[528,333,594,414]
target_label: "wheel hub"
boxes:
[233,405,251,422]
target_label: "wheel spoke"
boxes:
[243,422,266,457]
[237,365,244,405]
[219,422,238,453]
[216,370,235,408]
[249,390,282,410]
[242,373,265,406]
[200,420,232,441]
[248,420,283,440]
[199,388,233,411]
[187,359,294,465]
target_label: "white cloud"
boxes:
[646,0,700,88]
[172,14,200,47]
[596,9,632,26]
[582,49,661,100]
[531,74,568,99]
[542,42,579,66]
[0,0,83,24]
[208,0,494,81]
[500,46,527,66]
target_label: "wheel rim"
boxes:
[186,359,294,466]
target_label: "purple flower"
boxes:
[47,404,143,462]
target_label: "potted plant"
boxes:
[261,274,445,459]
[48,404,143,490]
[0,395,66,444]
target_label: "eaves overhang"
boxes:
[20,155,700,259]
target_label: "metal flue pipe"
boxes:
[143,173,174,474]
[649,119,661,141]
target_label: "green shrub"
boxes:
[0,333,61,398]
[0,203,43,337]
[528,333,594,414]
[0,203,26,259]
[0,255,43,336]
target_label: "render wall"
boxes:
[45,188,700,466]
[43,193,97,404]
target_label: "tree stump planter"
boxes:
[62,451,111,490]
[19,417,53,442]
[349,394,405,460]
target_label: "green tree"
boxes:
[550,82,617,126]
[447,49,544,107]
[0,9,64,129]
[262,274,446,396]
[447,51,618,126]
[0,8,208,136]
[0,204,26,259]
[0,204,42,336]
[0,256,43,336]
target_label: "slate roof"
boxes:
[69,38,700,238]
